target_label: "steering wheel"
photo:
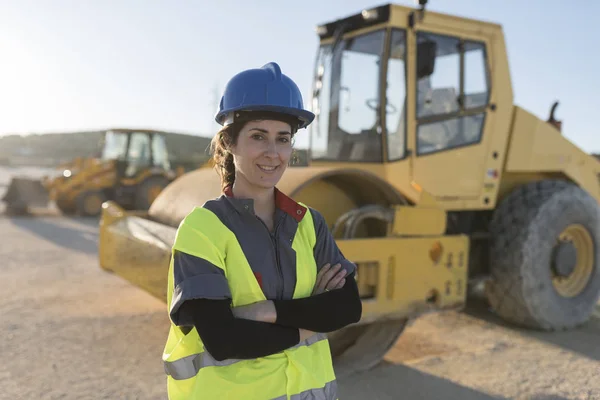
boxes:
[366,98,398,114]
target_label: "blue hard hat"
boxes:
[215,62,315,130]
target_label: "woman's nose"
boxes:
[263,140,278,157]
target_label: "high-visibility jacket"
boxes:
[162,196,337,400]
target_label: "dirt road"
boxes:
[1,215,599,400]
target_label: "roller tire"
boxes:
[485,179,600,331]
[328,319,407,378]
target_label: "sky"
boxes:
[0,0,599,152]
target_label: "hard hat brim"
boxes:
[216,105,315,130]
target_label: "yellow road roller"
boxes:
[98,2,600,376]
[2,129,195,216]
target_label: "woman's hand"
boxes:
[311,263,347,295]
[231,300,277,323]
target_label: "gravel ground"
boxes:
[1,213,599,400]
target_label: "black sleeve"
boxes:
[272,273,362,332]
[178,298,300,361]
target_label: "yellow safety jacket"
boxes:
[162,201,337,400]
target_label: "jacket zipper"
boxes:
[257,214,285,299]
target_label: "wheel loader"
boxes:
[97,2,600,377]
[2,128,198,216]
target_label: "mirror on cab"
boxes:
[417,40,437,79]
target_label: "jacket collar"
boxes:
[223,185,307,222]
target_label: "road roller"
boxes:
[97,2,600,377]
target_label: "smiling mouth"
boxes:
[257,165,279,173]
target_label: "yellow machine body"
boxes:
[304,4,600,209]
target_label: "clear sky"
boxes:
[0,0,598,152]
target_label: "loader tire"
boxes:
[75,190,107,217]
[135,175,170,211]
[55,198,75,215]
[486,179,600,331]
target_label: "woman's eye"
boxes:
[251,134,263,140]
[279,137,290,143]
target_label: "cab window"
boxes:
[415,32,490,155]
[125,132,151,177]
[310,29,387,163]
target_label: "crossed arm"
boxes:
[175,255,361,361]
[231,262,361,332]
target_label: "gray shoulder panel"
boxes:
[201,196,233,225]
[309,207,357,276]
[170,251,231,326]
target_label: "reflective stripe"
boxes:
[164,350,241,380]
[164,332,329,380]
[164,353,201,380]
[271,379,337,400]
[296,332,328,347]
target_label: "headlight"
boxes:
[63,169,72,178]
[361,8,379,21]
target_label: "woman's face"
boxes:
[231,119,294,190]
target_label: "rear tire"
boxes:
[135,175,170,210]
[75,190,106,217]
[485,179,600,331]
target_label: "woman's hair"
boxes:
[209,122,243,190]
[209,112,300,190]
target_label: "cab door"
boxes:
[408,22,495,203]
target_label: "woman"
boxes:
[162,62,362,400]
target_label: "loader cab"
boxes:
[101,130,172,179]
[310,3,506,207]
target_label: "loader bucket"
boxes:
[1,177,50,214]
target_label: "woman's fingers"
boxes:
[333,278,346,289]
[312,263,330,294]
[320,263,342,288]
[325,268,347,290]
[312,263,347,295]
[314,263,331,289]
